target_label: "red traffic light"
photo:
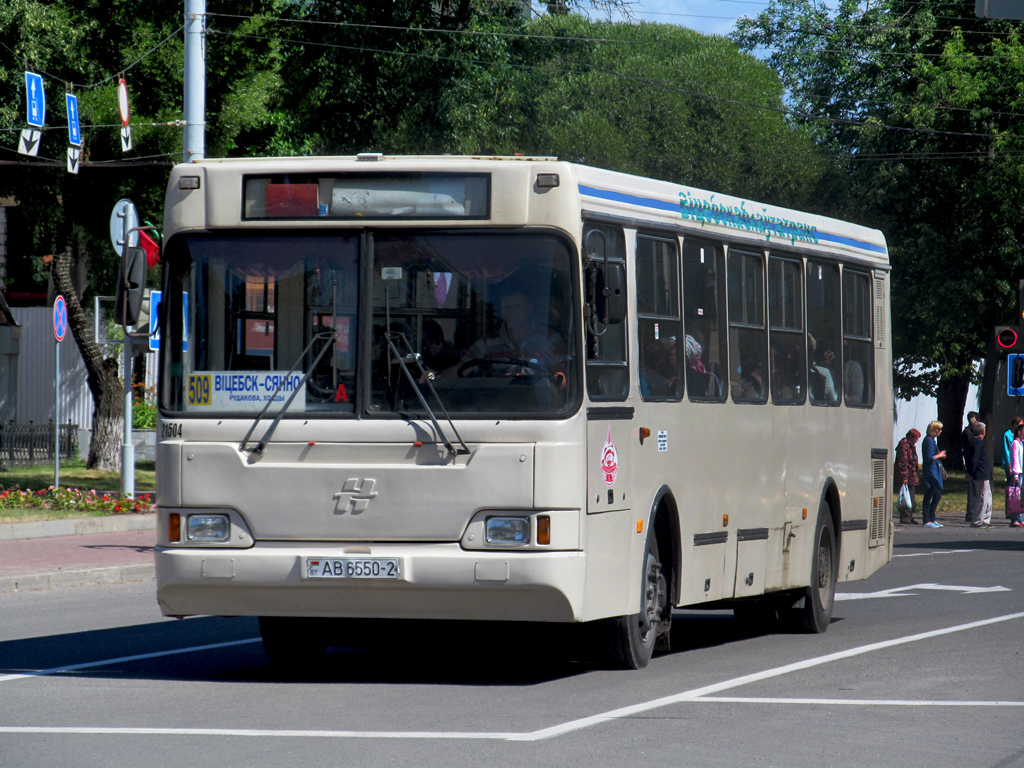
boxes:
[996,326,1024,350]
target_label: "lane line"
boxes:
[0,639,262,684]
[687,697,1024,707]
[893,549,973,558]
[514,610,1024,741]
[3,612,1021,742]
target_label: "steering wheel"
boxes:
[456,357,546,378]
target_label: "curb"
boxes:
[0,513,156,542]
[0,563,155,595]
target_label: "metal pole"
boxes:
[54,336,60,488]
[121,339,135,497]
[183,0,206,162]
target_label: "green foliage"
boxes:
[131,382,157,429]
[0,485,153,513]
[734,0,1024,399]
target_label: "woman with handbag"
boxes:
[1008,422,1024,527]
[895,428,922,525]
[921,421,947,528]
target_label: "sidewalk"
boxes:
[0,514,156,594]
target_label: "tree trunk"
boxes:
[936,371,971,470]
[51,237,123,471]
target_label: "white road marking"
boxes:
[1,611,1021,741]
[0,638,262,684]
[836,583,1012,601]
[692,697,1024,707]
[893,549,973,558]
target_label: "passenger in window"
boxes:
[843,339,864,405]
[454,288,567,379]
[684,334,721,398]
[640,339,673,397]
[808,335,838,403]
[736,356,764,401]
[770,341,801,402]
[421,319,459,373]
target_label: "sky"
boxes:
[575,0,770,38]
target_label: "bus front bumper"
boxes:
[155,542,586,623]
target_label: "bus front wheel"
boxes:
[793,503,838,634]
[604,533,668,669]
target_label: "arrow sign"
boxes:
[25,72,45,128]
[836,583,1012,601]
[66,93,81,147]
[67,147,80,175]
[18,129,42,156]
[121,125,133,153]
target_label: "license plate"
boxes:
[305,557,401,579]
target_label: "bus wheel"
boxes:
[258,616,327,676]
[606,534,667,669]
[794,503,837,634]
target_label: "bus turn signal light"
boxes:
[537,515,551,545]
[169,513,180,542]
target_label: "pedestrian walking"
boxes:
[921,421,946,528]
[895,429,921,525]
[966,421,993,528]
[1008,421,1024,528]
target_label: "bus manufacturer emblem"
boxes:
[333,478,379,514]
[601,426,618,486]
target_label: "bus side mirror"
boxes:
[114,246,148,327]
[596,262,626,325]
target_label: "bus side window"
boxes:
[807,261,842,405]
[585,225,629,401]
[768,256,806,405]
[636,235,682,401]
[682,238,727,402]
[727,250,768,404]
[842,268,874,407]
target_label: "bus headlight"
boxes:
[187,514,230,542]
[486,516,530,546]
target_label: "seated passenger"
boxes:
[808,335,838,403]
[421,319,459,373]
[684,334,721,398]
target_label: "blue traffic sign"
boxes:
[148,290,188,352]
[25,72,45,128]
[66,93,81,147]
[53,295,68,342]
[1009,354,1024,396]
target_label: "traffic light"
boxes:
[996,326,1024,351]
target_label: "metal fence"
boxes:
[0,423,78,467]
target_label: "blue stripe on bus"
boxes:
[578,184,887,256]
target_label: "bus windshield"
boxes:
[160,231,579,417]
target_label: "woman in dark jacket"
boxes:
[895,428,921,524]
[921,421,947,528]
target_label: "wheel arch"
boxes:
[817,477,842,551]
[649,484,681,609]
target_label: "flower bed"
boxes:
[0,486,154,514]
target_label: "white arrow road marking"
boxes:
[836,583,1012,601]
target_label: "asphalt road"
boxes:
[1,526,1021,768]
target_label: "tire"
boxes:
[793,502,838,634]
[258,616,328,676]
[605,532,668,669]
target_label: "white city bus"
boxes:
[153,155,893,670]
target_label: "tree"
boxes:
[734,0,1024,463]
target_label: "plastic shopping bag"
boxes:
[897,483,912,511]
[1005,485,1023,519]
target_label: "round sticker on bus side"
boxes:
[601,426,618,486]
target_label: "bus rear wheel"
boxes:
[259,616,328,676]
[605,534,668,669]
[793,503,837,634]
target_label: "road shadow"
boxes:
[894,535,1024,554]
[0,609,803,686]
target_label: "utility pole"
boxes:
[184,0,206,162]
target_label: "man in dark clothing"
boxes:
[966,421,993,527]
[961,411,980,522]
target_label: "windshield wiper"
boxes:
[239,330,336,456]
[385,331,471,456]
